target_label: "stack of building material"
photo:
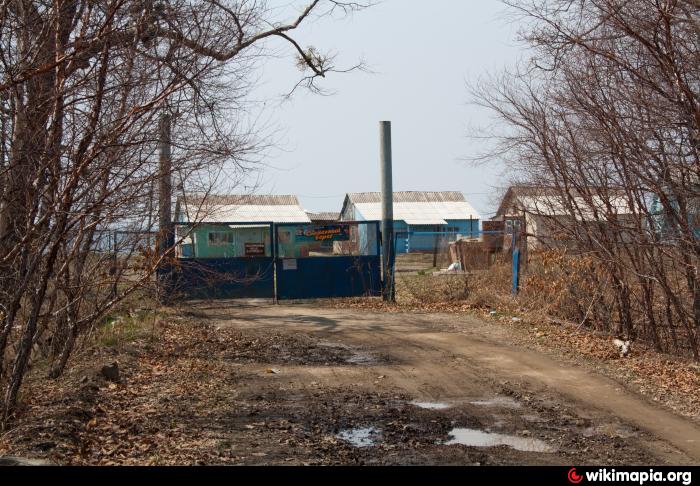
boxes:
[448,239,491,271]
[482,220,505,252]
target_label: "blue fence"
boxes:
[276,256,381,300]
[162,257,275,300]
[162,222,275,301]
[162,221,381,301]
[275,221,382,300]
[161,221,518,300]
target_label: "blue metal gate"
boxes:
[163,257,275,300]
[163,221,382,301]
[275,221,381,300]
[164,222,275,300]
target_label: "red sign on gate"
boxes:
[244,243,266,257]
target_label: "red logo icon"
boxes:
[568,468,584,484]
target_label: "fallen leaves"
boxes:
[510,317,700,420]
[2,292,699,466]
[0,314,384,465]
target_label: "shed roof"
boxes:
[342,191,481,225]
[176,194,311,224]
[306,211,340,222]
[496,185,636,220]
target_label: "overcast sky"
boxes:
[244,0,523,218]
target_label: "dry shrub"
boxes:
[395,249,610,326]
[518,250,611,326]
[394,248,696,358]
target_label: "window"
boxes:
[505,219,523,234]
[208,231,234,246]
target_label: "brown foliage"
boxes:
[472,0,700,358]
[0,0,367,422]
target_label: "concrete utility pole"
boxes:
[158,112,173,258]
[380,121,395,302]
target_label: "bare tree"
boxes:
[474,0,700,357]
[0,0,366,423]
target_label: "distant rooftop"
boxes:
[176,194,311,224]
[346,191,467,204]
[342,191,481,225]
[497,185,636,219]
[306,211,340,222]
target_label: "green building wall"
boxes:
[185,224,271,258]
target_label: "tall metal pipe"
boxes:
[380,121,395,302]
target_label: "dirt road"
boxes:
[188,300,700,465]
[8,299,699,465]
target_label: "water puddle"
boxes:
[336,427,381,448]
[410,401,451,410]
[318,341,377,365]
[469,397,522,409]
[445,428,555,453]
[346,353,377,365]
[318,341,351,350]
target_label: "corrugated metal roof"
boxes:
[404,217,448,225]
[346,191,467,204]
[345,192,481,223]
[178,194,311,224]
[518,195,634,220]
[184,194,302,206]
[497,185,636,220]
[306,211,340,222]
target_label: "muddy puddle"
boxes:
[345,353,378,365]
[410,401,451,410]
[336,427,381,448]
[445,428,555,453]
[318,341,379,365]
[469,397,522,409]
[408,396,521,411]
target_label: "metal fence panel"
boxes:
[276,255,381,300]
[162,256,275,300]
[163,221,383,301]
[163,221,275,300]
[275,221,381,300]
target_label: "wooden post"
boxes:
[158,113,173,257]
[157,113,173,303]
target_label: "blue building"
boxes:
[649,191,700,242]
[339,191,481,253]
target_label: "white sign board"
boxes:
[282,259,297,271]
